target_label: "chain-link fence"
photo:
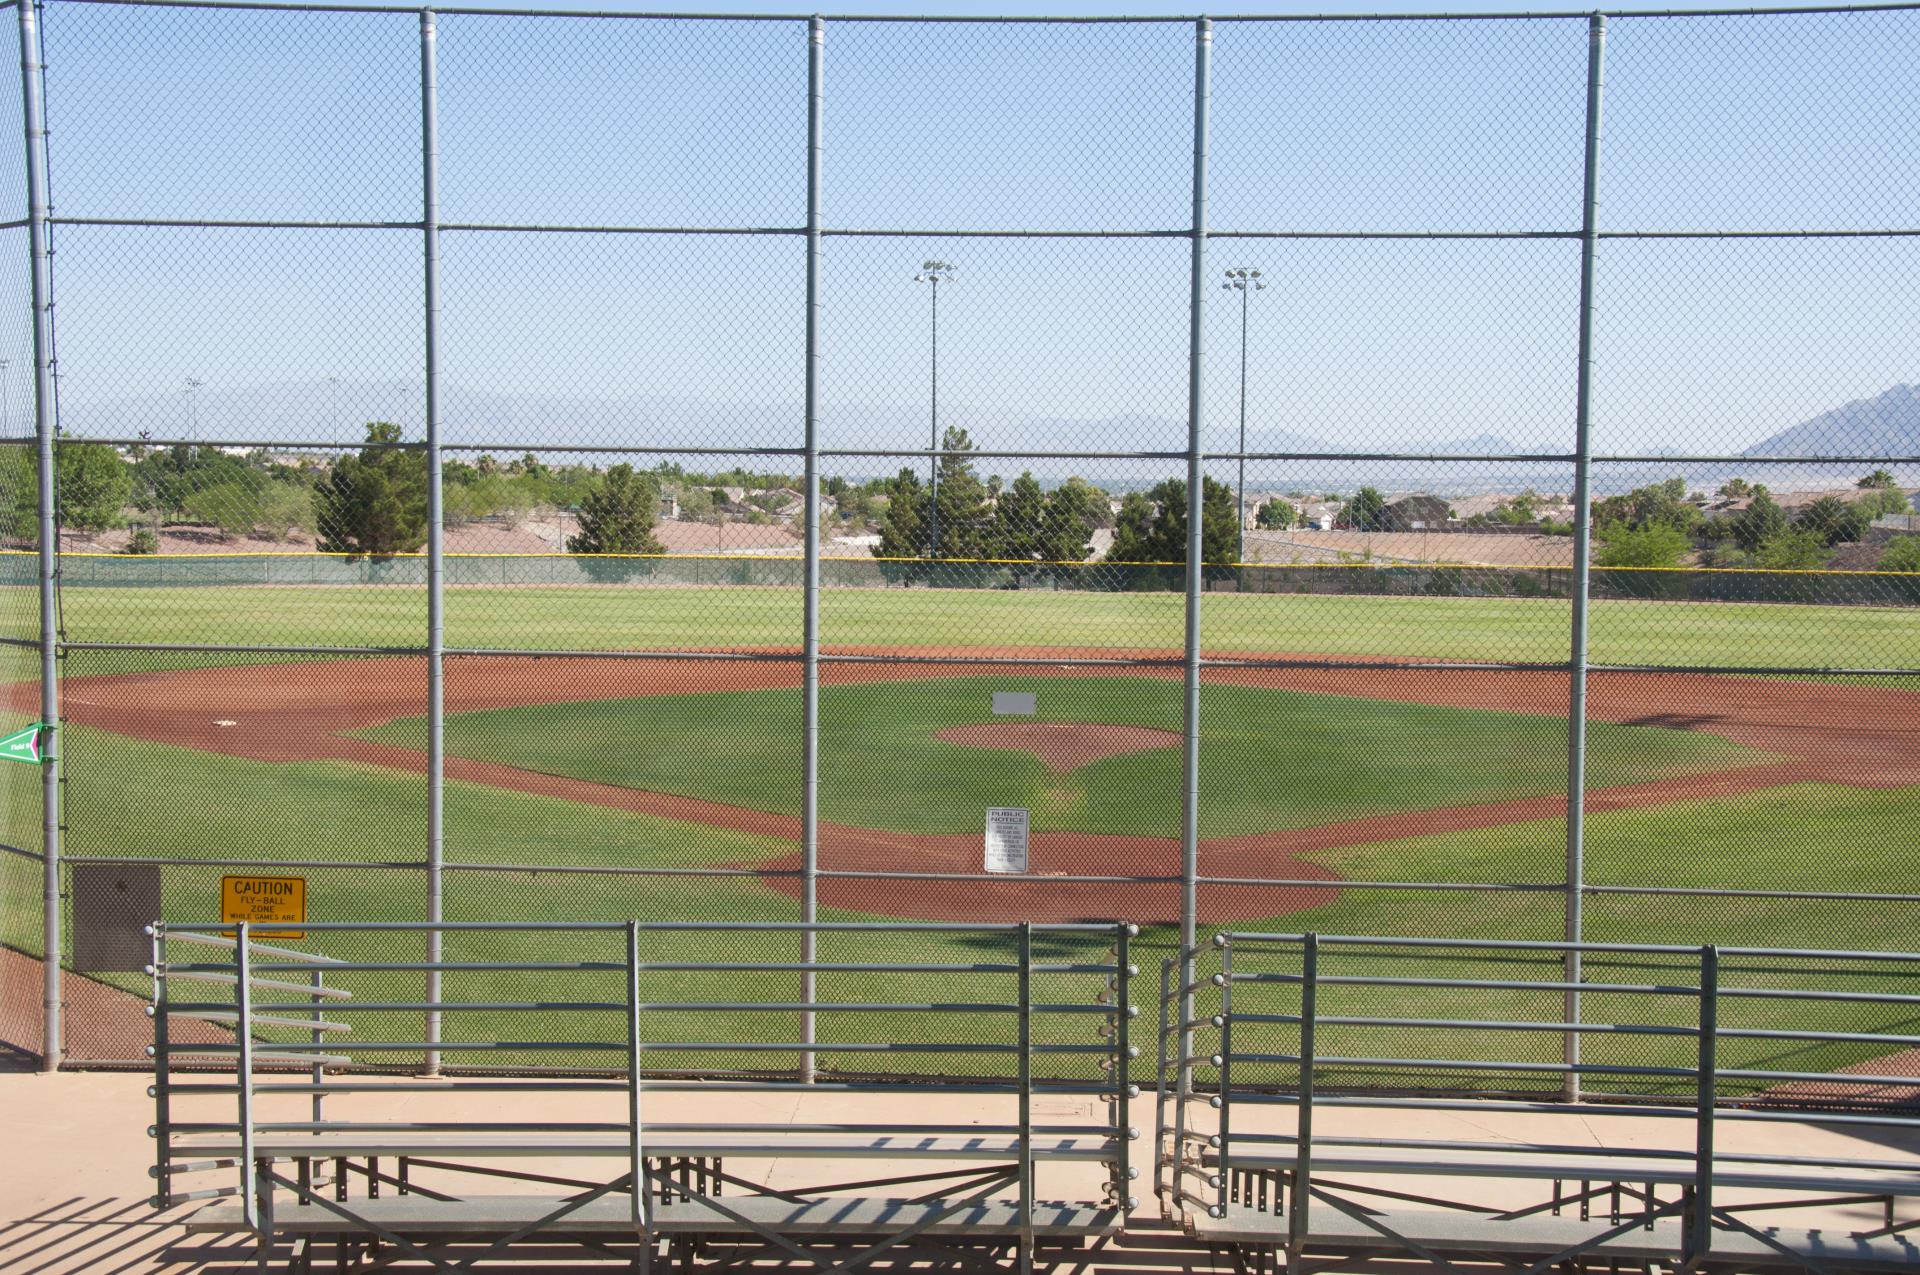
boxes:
[0,1,1915,1091]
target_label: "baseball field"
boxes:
[4,577,1917,1085]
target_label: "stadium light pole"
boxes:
[914,261,953,560]
[1222,267,1263,562]
[183,377,204,434]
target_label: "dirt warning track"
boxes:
[34,649,1920,922]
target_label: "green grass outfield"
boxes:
[355,676,1758,839]
[28,582,1920,670]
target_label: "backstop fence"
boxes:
[0,0,1916,1082]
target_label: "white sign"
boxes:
[984,807,1031,874]
[992,691,1037,716]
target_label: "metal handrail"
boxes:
[150,917,1142,1264]
[1160,931,1920,1271]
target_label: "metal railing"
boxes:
[1158,933,1920,1271]
[148,918,1141,1271]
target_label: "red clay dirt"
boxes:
[27,648,1920,923]
[933,721,1183,773]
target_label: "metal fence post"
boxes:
[17,0,59,1073]
[1563,11,1607,1103]
[1214,936,1232,1221]
[421,7,445,1077]
[626,920,647,1231]
[801,12,824,1086]
[1287,933,1317,1270]
[1687,944,1719,1266]
[1009,921,1034,1275]
[1179,12,1212,1093]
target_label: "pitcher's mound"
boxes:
[934,721,1181,773]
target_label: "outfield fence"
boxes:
[0,0,1916,1085]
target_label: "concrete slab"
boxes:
[6,1070,1917,1273]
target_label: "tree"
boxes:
[1717,478,1752,500]
[930,427,993,561]
[1592,477,1699,535]
[1339,486,1386,532]
[57,442,134,532]
[874,468,927,558]
[1794,495,1870,547]
[1729,489,1787,553]
[1035,478,1103,577]
[1104,476,1236,567]
[1859,469,1899,490]
[1595,523,1689,569]
[314,422,429,558]
[1255,498,1296,530]
[182,482,264,540]
[1855,486,1913,520]
[1878,536,1920,573]
[0,441,133,538]
[1754,527,1828,571]
[989,471,1047,567]
[1106,491,1157,565]
[567,463,664,556]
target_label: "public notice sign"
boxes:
[220,875,307,940]
[984,807,1031,875]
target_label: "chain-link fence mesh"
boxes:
[0,3,1912,1097]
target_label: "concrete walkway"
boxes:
[4,1070,1915,1273]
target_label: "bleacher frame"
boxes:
[146,919,1140,1273]
[1156,933,1920,1274]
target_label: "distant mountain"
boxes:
[1746,384,1920,458]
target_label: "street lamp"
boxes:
[914,260,954,558]
[1222,266,1264,563]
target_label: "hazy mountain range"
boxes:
[52,379,1917,494]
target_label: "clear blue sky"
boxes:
[12,0,1920,464]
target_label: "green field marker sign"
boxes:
[0,724,44,766]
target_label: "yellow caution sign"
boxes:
[220,875,306,940]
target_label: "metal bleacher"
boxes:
[1157,933,1920,1274]
[147,919,1139,1273]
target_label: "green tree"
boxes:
[1855,486,1913,520]
[314,422,429,558]
[1035,477,1103,577]
[1592,477,1700,535]
[1878,536,1920,573]
[181,482,264,540]
[1255,498,1296,530]
[873,469,929,582]
[990,471,1047,568]
[567,463,664,556]
[1717,477,1752,500]
[1859,469,1899,490]
[1106,491,1157,565]
[1729,490,1787,553]
[1754,527,1829,571]
[58,442,134,532]
[1106,477,1236,566]
[1,441,134,537]
[930,427,993,561]
[1794,495,1870,547]
[1339,486,1387,532]
[1595,523,1689,569]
